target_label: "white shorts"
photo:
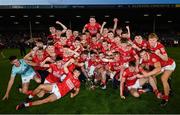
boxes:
[88,66,95,76]
[84,61,89,69]
[128,79,142,90]
[161,61,176,72]
[50,84,61,99]
[21,72,36,83]
[44,79,51,84]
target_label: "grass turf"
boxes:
[0,48,180,114]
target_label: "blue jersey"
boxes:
[11,59,35,78]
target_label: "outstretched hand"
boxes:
[56,21,61,24]
[120,95,126,99]
[102,21,107,25]
[113,18,118,22]
[2,94,9,100]
[70,93,74,98]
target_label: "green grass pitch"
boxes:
[0,48,180,114]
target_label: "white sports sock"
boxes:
[25,103,29,107]
[28,95,34,99]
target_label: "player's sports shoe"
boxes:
[160,95,169,107]
[160,99,168,107]
[16,102,25,110]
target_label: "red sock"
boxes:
[29,102,32,106]
[153,89,159,95]
[25,90,33,95]
[30,91,35,96]
[162,95,169,101]
[28,91,35,98]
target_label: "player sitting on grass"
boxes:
[16,69,81,110]
[120,61,161,99]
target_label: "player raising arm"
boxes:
[56,20,67,34]
[82,17,101,35]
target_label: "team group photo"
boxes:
[0,0,180,114]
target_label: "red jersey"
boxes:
[77,57,86,63]
[122,68,138,86]
[105,37,113,44]
[46,62,76,83]
[118,47,137,63]
[86,36,91,44]
[57,72,80,97]
[89,42,102,50]
[88,59,99,67]
[108,57,124,71]
[62,56,74,62]
[95,57,107,68]
[101,43,115,54]
[133,40,147,50]
[142,53,174,68]
[69,45,83,53]
[48,34,58,42]
[67,35,75,41]
[95,56,107,67]
[110,42,118,50]
[85,23,101,35]
[68,64,76,72]
[66,40,73,46]
[62,56,76,72]
[54,42,64,57]
[46,64,65,83]
[148,42,167,55]
[101,47,109,54]
[108,62,120,71]
[54,42,63,49]
[32,51,48,70]
[102,35,108,40]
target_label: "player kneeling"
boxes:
[139,49,176,107]
[16,69,81,110]
[120,61,161,99]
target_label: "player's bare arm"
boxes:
[2,76,15,100]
